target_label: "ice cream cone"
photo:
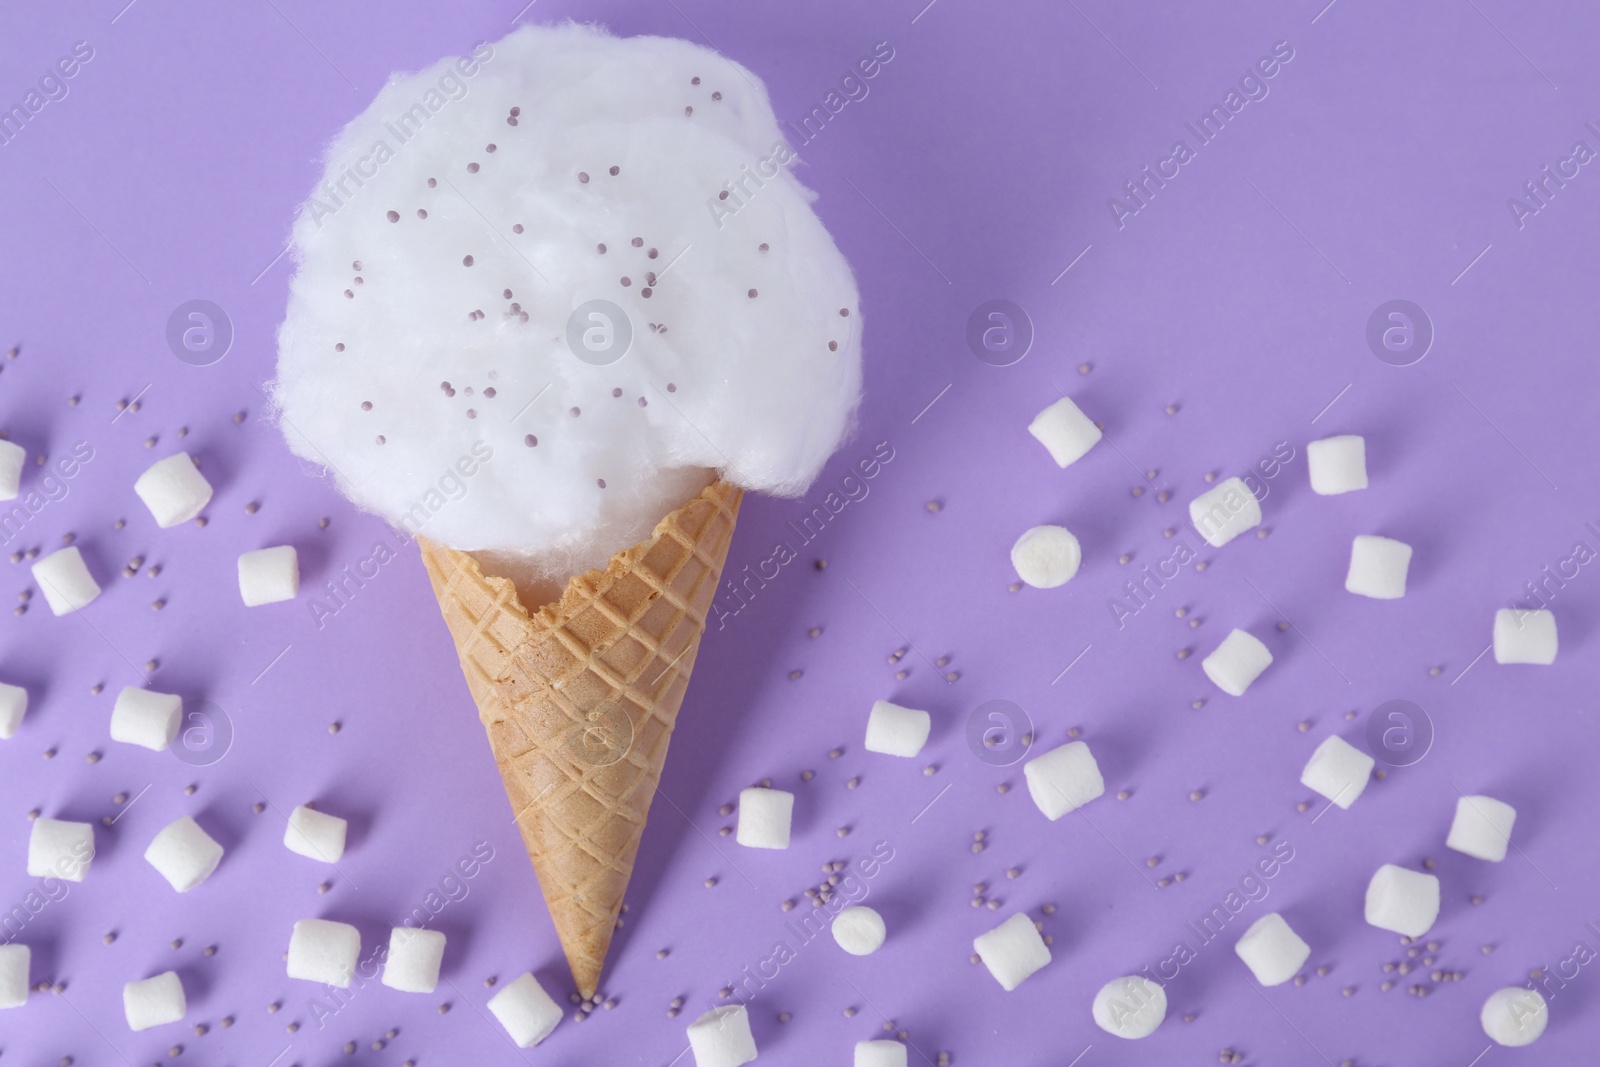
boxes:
[418,479,742,997]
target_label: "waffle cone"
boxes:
[418,480,742,997]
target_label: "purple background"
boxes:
[2,0,1598,1063]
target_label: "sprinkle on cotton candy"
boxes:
[273,24,862,588]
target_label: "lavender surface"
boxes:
[2,1,1598,1063]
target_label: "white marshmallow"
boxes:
[973,912,1051,991]
[1234,912,1310,987]
[382,927,446,993]
[32,546,101,615]
[1028,395,1102,468]
[238,546,300,606]
[1010,525,1082,588]
[0,681,27,739]
[27,817,94,881]
[286,918,361,987]
[488,971,563,1048]
[144,816,224,892]
[686,1004,758,1067]
[134,452,213,527]
[1364,864,1439,938]
[735,787,793,850]
[855,1040,908,1067]
[0,440,25,501]
[1300,735,1375,810]
[832,905,886,956]
[1306,435,1367,495]
[284,805,348,862]
[1188,477,1261,547]
[0,944,28,1009]
[1091,975,1167,1039]
[1447,795,1517,862]
[1201,629,1273,696]
[864,700,931,758]
[1345,535,1411,600]
[1481,987,1548,1047]
[124,971,186,1031]
[111,686,182,752]
[1024,740,1105,820]
[1494,608,1557,665]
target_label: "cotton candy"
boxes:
[273,25,862,588]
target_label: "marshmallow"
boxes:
[1447,795,1517,862]
[382,927,446,993]
[686,1004,758,1067]
[287,918,361,987]
[832,905,886,956]
[1024,740,1105,820]
[0,944,28,1009]
[1028,395,1102,468]
[1300,735,1375,809]
[28,817,94,881]
[1345,535,1411,599]
[735,787,794,850]
[0,681,27,739]
[144,816,224,892]
[1091,975,1167,1039]
[32,546,101,615]
[124,971,186,1031]
[973,912,1051,991]
[1010,525,1082,588]
[284,805,348,862]
[1201,629,1272,696]
[1189,477,1261,547]
[134,452,213,527]
[1364,864,1440,937]
[488,971,563,1048]
[1494,608,1557,665]
[238,546,300,606]
[0,440,24,500]
[1234,912,1310,987]
[864,700,931,758]
[1481,986,1548,1047]
[1306,434,1367,495]
[855,1040,908,1067]
[111,686,182,752]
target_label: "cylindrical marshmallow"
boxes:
[832,905,886,955]
[1028,395,1102,468]
[1306,434,1368,495]
[1092,975,1167,1039]
[287,918,361,987]
[686,1004,758,1067]
[487,971,563,1048]
[855,1039,908,1067]
[382,927,446,993]
[1447,795,1517,862]
[144,816,224,892]
[1364,864,1439,938]
[1345,534,1412,599]
[1481,986,1548,1047]
[0,439,25,501]
[1300,735,1375,809]
[32,546,101,615]
[0,681,27,739]
[1234,912,1309,986]
[973,912,1052,991]
[239,545,300,606]
[864,700,931,758]
[27,817,94,881]
[111,686,182,751]
[134,452,214,527]
[124,971,186,1031]
[1494,608,1557,665]
[1189,477,1262,547]
[283,804,349,862]
[1010,525,1082,588]
[1201,628,1273,696]
[735,787,794,850]
[1023,740,1105,820]
[0,944,28,1009]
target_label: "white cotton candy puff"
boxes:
[273,25,862,587]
